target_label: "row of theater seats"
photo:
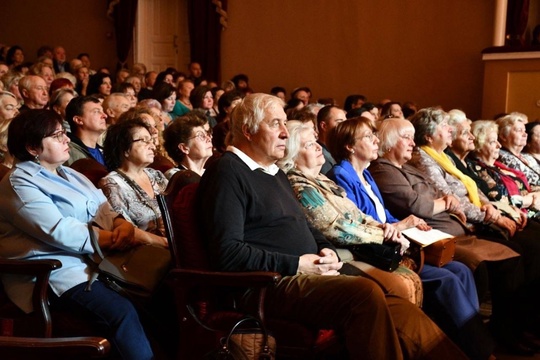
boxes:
[0,164,346,358]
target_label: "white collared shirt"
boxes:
[227,145,280,176]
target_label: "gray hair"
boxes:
[377,118,415,156]
[409,107,448,146]
[496,112,528,138]
[228,93,285,146]
[447,109,469,141]
[277,120,311,173]
[471,120,498,151]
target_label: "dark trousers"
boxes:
[51,281,154,360]
[265,274,467,360]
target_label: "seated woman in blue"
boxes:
[0,109,154,360]
[326,117,494,360]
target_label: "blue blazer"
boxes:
[327,160,399,224]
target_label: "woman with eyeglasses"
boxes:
[163,110,213,179]
[99,118,168,247]
[0,109,155,359]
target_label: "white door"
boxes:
[134,0,190,72]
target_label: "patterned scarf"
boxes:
[420,146,482,207]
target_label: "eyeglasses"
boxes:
[45,129,68,143]
[355,132,378,142]
[132,138,154,146]
[188,130,212,141]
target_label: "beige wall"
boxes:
[1,0,118,73]
[221,1,494,119]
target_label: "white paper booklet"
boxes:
[401,227,455,247]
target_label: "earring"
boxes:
[351,150,355,154]
[35,154,40,164]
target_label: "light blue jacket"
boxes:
[0,161,117,313]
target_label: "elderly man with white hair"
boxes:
[197,93,467,360]
[18,75,49,112]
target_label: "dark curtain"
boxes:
[506,0,529,46]
[187,0,226,83]
[109,0,138,70]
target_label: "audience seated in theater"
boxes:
[163,111,213,179]
[221,80,235,92]
[291,86,311,105]
[54,71,76,89]
[231,73,249,93]
[398,109,540,355]
[118,82,138,108]
[36,45,53,60]
[69,58,82,75]
[282,120,495,359]
[0,109,154,359]
[131,63,147,82]
[5,45,24,69]
[197,93,468,360]
[190,85,217,128]
[187,61,204,86]
[278,121,423,307]
[49,77,75,97]
[99,119,168,247]
[65,95,107,166]
[317,105,346,174]
[155,69,175,87]
[75,66,90,96]
[86,72,112,99]
[210,86,224,117]
[1,70,24,104]
[117,107,173,173]
[29,62,55,88]
[52,46,70,73]
[138,71,157,101]
[402,101,418,119]
[0,90,20,123]
[18,75,49,111]
[77,52,96,75]
[270,86,286,101]
[496,112,540,190]
[152,82,176,125]
[125,75,142,99]
[137,99,167,132]
[380,101,404,119]
[115,68,130,89]
[101,93,132,147]
[343,94,366,114]
[0,91,19,171]
[524,121,540,166]
[0,63,8,79]
[170,79,194,118]
[50,88,77,132]
[212,90,243,153]
[465,121,540,285]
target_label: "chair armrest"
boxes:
[166,269,281,288]
[0,258,63,337]
[0,335,110,358]
[0,259,62,275]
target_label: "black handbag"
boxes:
[347,243,402,272]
